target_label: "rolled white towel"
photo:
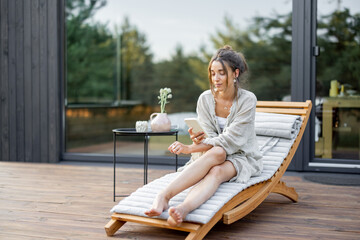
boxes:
[255,112,302,139]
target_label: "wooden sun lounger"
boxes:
[105,100,312,239]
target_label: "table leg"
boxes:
[176,132,178,171]
[144,134,149,185]
[322,104,333,159]
[113,133,116,202]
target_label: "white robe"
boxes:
[179,89,263,183]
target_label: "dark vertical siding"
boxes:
[48,0,60,163]
[24,0,33,162]
[39,0,49,163]
[8,0,17,162]
[31,0,41,162]
[1,0,10,162]
[0,0,61,163]
[0,0,2,161]
[15,0,25,162]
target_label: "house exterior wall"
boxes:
[0,0,316,169]
[0,0,61,163]
[0,0,312,167]
[6,0,357,173]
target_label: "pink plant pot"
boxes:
[150,113,171,132]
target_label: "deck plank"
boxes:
[0,161,359,239]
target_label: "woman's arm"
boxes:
[188,142,213,153]
[168,142,212,155]
[196,92,219,138]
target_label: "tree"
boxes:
[317,8,360,96]
[208,9,359,100]
[154,46,204,112]
[208,14,292,101]
[118,17,154,103]
[66,1,155,105]
[66,0,115,104]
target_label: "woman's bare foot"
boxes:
[144,194,169,217]
[167,206,186,226]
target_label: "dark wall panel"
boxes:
[8,0,17,162]
[39,0,49,163]
[48,0,60,163]
[15,0,25,162]
[291,0,316,171]
[0,0,61,163]
[31,0,41,162]
[1,0,10,162]
[15,0,25,163]
[24,0,33,162]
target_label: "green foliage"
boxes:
[153,46,205,112]
[66,0,359,107]
[66,1,154,104]
[66,0,114,103]
[317,8,360,96]
[117,17,154,102]
[208,14,292,101]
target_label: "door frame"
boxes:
[291,0,360,173]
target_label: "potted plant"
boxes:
[150,88,172,132]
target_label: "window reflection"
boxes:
[315,0,360,160]
[65,0,292,157]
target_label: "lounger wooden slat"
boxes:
[108,213,202,233]
[105,100,312,239]
[256,108,308,115]
[257,100,311,108]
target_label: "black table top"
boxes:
[112,128,178,136]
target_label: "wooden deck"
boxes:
[0,162,359,240]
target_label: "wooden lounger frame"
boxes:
[105,100,312,239]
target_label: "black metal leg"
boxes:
[144,134,149,185]
[175,132,178,171]
[113,133,116,202]
[112,129,179,200]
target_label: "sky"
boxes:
[91,0,360,62]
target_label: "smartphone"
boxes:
[184,118,209,138]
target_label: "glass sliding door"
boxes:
[64,0,292,161]
[314,0,360,164]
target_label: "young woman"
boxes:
[145,45,263,227]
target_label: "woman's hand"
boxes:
[188,127,205,145]
[168,141,191,155]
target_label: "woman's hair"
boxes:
[208,45,249,96]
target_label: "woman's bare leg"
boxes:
[167,161,236,226]
[145,146,226,217]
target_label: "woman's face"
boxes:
[210,60,235,93]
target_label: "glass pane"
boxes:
[65,0,292,158]
[315,0,360,160]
